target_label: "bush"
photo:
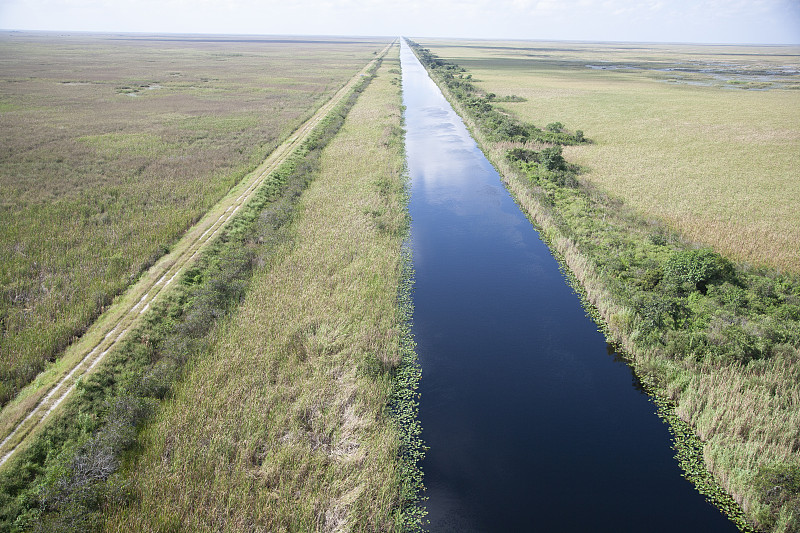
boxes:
[754,464,800,531]
[662,248,734,293]
[633,292,685,341]
[540,146,567,172]
[506,148,538,164]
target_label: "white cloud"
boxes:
[0,0,798,43]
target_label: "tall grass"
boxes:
[0,32,388,407]
[0,43,423,531]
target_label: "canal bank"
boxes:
[401,39,740,532]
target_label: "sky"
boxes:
[1,0,799,44]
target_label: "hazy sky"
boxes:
[1,0,799,44]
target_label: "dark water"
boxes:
[401,40,738,532]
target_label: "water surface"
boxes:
[402,40,738,532]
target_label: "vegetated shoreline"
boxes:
[0,42,425,531]
[406,39,799,532]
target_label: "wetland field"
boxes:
[0,32,386,407]
[0,35,424,531]
[1,30,798,533]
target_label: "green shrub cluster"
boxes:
[502,118,800,368]
[507,146,579,187]
[409,40,800,531]
[0,64,385,532]
[755,465,800,531]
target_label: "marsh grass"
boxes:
[0,44,423,531]
[97,46,421,531]
[0,32,387,407]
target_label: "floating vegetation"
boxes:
[651,393,755,532]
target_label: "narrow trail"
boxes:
[0,42,392,468]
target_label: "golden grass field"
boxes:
[102,45,415,531]
[0,32,388,407]
[414,39,800,272]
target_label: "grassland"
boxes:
[0,41,385,477]
[410,39,799,532]
[415,39,800,273]
[0,32,388,407]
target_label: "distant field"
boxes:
[414,39,800,272]
[0,32,387,406]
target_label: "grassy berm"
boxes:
[409,39,799,532]
[103,46,421,532]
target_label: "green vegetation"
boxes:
[409,39,799,532]
[0,32,388,408]
[0,43,423,531]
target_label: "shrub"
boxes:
[714,324,765,362]
[754,464,800,531]
[716,282,749,313]
[648,230,668,246]
[506,148,538,164]
[639,266,663,290]
[662,248,734,293]
[540,146,566,172]
[633,292,685,341]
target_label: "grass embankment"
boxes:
[0,43,423,531]
[0,32,388,407]
[408,40,799,532]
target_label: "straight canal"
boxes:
[401,40,739,532]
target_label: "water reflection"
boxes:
[402,39,738,532]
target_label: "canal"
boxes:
[401,39,738,532]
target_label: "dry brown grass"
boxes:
[678,352,800,519]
